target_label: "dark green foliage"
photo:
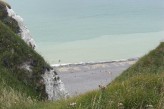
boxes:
[2,17,20,33]
[0,0,163,108]
[0,20,50,101]
[0,1,20,34]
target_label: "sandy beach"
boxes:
[53,58,138,96]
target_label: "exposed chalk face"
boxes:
[5,4,69,101]
[19,62,69,100]
[20,63,32,72]
[6,6,36,49]
[42,69,69,100]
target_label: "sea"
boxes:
[6,0,164,64]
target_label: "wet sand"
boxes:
[53,59,137,96]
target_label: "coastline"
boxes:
[39,31,164,65]
[52,57,138,96]
[52,57,139,67]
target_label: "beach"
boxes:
[53,58,138,96]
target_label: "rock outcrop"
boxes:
[6,6,36,49]
[0,0,69,101]
[0,0,36,49]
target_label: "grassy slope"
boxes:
[0,21,50,109]
[0,0,20,34]
[0,3,163,108]
[25,42,164,109]
[0,16,163,108]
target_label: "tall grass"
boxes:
[0,1,164,108]
[26,42,164,109]
[0,16,49,108]
[0,82,36,109]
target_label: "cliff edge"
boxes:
[0,1,69,108]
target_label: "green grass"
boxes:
[0,17,164,108]
[0,2,164,108]
[0,69,36,109]
[24,42,163,109]
[0,20,51,108]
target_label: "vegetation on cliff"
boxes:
[0,18,51,108]
[0,0,163,109]
[26,42,164,109]
[0,0,20,34]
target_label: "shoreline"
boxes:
[52,57,139,67]
[53,57,138,96]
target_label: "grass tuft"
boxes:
[0,1,164,108]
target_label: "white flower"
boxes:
[69,102,76,107]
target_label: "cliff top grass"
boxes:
[0,20,51,108]
[0,12,164,108]
[21,42,163,109]
[0,1,164,108]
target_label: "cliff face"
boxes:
[0,0,69,101]
[0,0,35,49]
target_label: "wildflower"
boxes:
[118,102,124,109]
[108,100,114,106]
[69,102,76,107]
[145,104,154,109]
[108,100,113,103]
[98,85,106,91]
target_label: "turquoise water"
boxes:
[7,0,164,64]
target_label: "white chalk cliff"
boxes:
[5,6,69,100]
[6,6,36,49]
[42,69,69,100]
